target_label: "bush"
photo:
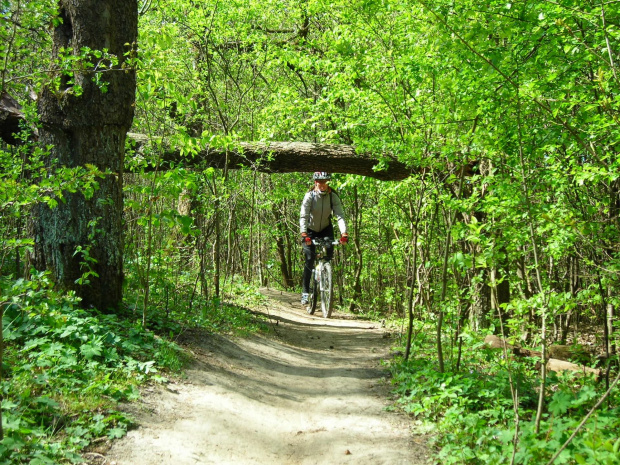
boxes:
[390,339,620,465]
[0,272,185,464]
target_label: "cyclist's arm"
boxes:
[299,192,313,233]
[331,193,347,235]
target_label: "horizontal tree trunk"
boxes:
[127,133,412,181]
[0,101,412,181]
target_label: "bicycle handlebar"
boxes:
[311,238,340,246]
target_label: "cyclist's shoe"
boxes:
[301,293,309,305]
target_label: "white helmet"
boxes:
[313,172,331,181]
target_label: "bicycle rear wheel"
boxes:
[307,270,318,315]
[320,262,333,318]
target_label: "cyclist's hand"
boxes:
[301,233,312,245]
[339,233,349,245]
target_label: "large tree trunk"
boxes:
[33,0,137,311]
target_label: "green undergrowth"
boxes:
[190,281,269,336]
[130,274,270,337]
[0,271,265,465]
[389,325,620,465]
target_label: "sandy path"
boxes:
[105,288,429,465]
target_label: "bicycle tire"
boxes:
[307,270,318,315]
[320,262,333,318]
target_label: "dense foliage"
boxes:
[0,273,181,464]
[1,0,619,463]
[390,323,620,464]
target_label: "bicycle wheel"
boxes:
[320,262,333,318]
[307,270,318,315]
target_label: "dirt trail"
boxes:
[104,288,430,465]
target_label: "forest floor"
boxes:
[97,288,431,465]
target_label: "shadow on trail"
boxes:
[175,299,393,406]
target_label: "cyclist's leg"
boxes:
[301,230,317,303]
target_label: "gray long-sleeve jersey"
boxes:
[299,188,347,235]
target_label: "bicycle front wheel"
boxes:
[307,270,318,315]
[320,262,333,318]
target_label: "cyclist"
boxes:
[299,172,348,305]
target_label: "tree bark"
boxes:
[0,92,27,145]
[33,0,137,311]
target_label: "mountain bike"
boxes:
[307,238,339,318]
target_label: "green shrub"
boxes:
[390,340,620,464]
[1,272,185,464]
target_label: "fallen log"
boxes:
[483,334,516,350]
[126,133,413,181]
[483,334,541,357]
[546,358,601,379]
[483,335,600,379]
[0,98,413,181]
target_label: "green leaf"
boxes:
[80,342,103,360]
[1,400,19,410]
[548,390,573,416]
[574,453,586,464]
[107,427,127,439]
